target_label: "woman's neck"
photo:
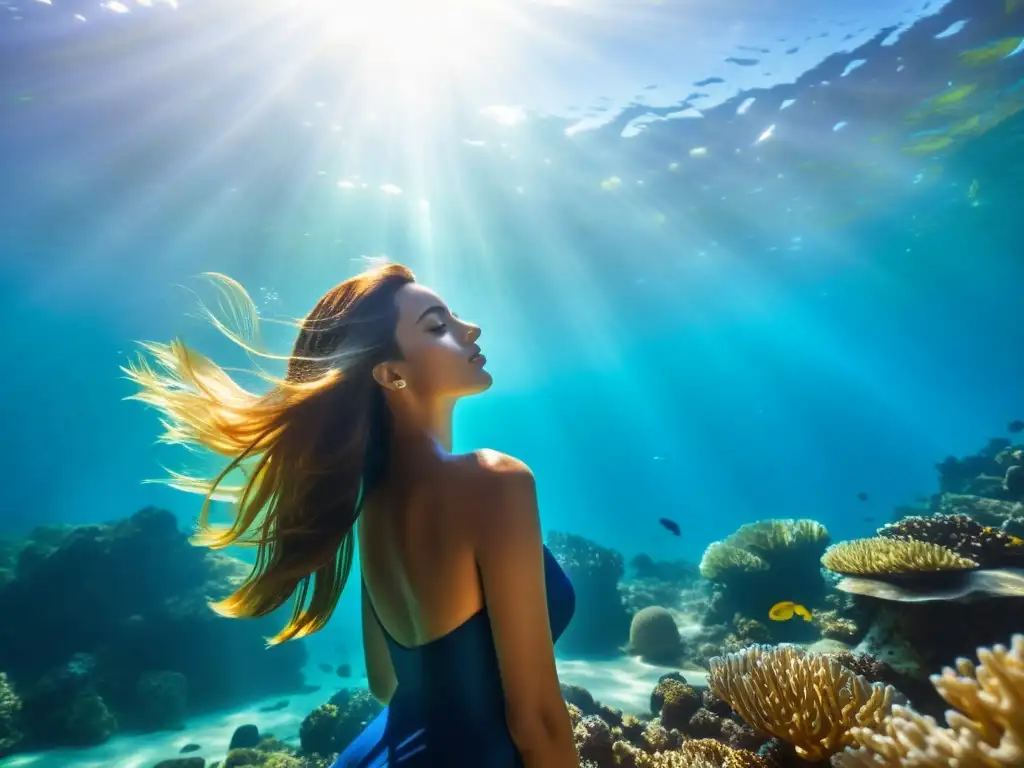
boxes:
[391,396,456,453]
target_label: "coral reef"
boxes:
[649,676,701,730]
[708,643,902,760]
[832,633,1024,767]
[876,514,1024,568]
[612,738,770,767]
[818,461,1024,693]
[0,507,307,752]
[698,519,832,644]
[564,680,772,768]
[628,555,700,586]
[930,437,1024,533]
[548,531,631,656]
[620,556,704,617]
[298,688,382,756]
[0,671,21,757]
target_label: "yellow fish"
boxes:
[931,84,977,108]
[903,135,954,155]
[768,601,813,622]
[959,37,1023,66]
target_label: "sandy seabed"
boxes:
[0,658,709,768]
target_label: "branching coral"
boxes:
[832,634,1024,767]
[708,644,902,760]
[821,537,979,576]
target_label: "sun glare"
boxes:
[293,0,523,87]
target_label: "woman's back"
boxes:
[337,449,577,767]
[357,449,492,651]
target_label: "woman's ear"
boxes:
[372,361,406,391]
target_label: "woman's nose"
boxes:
[466,323,481,343]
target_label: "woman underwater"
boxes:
[126,263,580,768]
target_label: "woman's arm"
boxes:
[472,452,579,768]
[361,580,398,705]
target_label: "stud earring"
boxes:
[394,380,407,390]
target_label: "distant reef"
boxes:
[0,507,308,755]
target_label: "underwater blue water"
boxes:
[1,0,1024,761]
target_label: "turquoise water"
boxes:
[2,0,1024,765]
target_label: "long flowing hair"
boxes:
[123,263,415,645]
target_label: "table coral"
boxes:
[821,537,979,575]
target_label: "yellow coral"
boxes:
[833,634,1024,767]
[821,537,979,576]
[698,541,768,580]
[613,738,769,768]
[725,518,830,553]
[708,644,900,760]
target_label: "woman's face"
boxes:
[387,283,492,398]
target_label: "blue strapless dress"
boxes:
[333,546,576,767]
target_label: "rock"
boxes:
[154,759,205,768]
[0,508,307,754]
[137,671,188,731]
[560,683,598,715]
[934,493,1023,527]
[853,610,928,678]
[228,723,261,750]
[547,532,630,656]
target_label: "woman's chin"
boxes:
[469,369,494,394]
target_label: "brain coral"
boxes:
[628,607,683,665]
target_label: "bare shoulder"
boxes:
[446,450,537,525]
[467,449,533,478]
[452,448,536,489]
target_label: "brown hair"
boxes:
[124,263,416,644]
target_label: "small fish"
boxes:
[258,700,290,713]
[768,601,813,622]
[318,663,333,673]
[982,526,1024,546]
[1008,419,1024,433]
[180,744,202,754]
[856,492,869,502]
[863,516,876,522]
[336,664,351,678]
[658,518,681,536]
